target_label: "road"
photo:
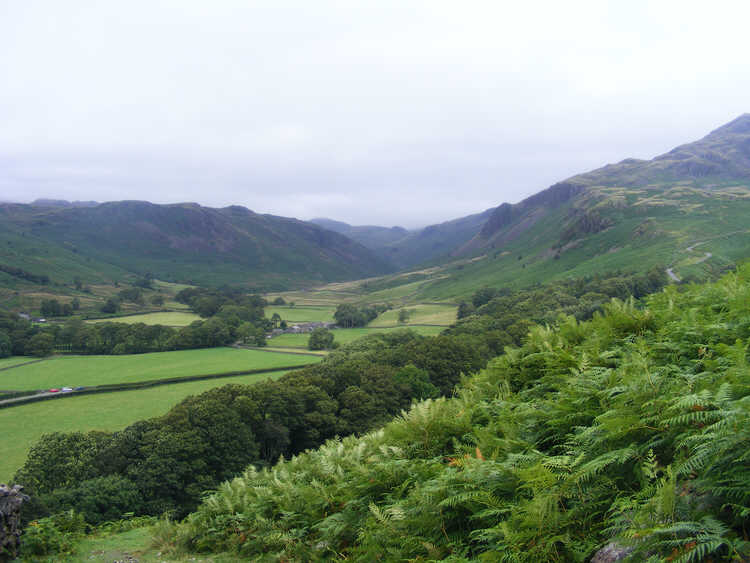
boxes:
[666,239,714,283]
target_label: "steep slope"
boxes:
[314,114,750,301]
[0,201,394,289]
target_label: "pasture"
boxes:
[0,347,319,391]
[87,311,201,326]
[265,305,335,323]
[268,325,444,349]
[0,369,292,482]
[369,303,457,327]
[0,357,38,371]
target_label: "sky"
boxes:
[1,1,749,228]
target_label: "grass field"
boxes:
[369,303,457,327]
[87,311,201,326]
[0,356,39,371]
[265,305,335,323]
[0,348,319,391]
[0,369,293,483]
[268,326,444,349]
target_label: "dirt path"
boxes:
[665,232,736,283]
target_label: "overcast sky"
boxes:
[1,1,748,228]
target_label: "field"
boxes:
[0,348,319,391]
[87,311,201,326]
[265,305,335,323]
[268,325,444,349]
[0,356,39,371]
[0,369,293,483]
[369,303,457,327]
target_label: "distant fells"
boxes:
[2,114,750,291]
[317,113,750,274]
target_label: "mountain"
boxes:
[312,208,495,269]
[310,218,410,250]
[330,114,750,301]
[0,201,394,289]
[461,113,750,255]
[30,199,100,208]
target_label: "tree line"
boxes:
[0,288,270,358]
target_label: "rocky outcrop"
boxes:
[0,484,29,561]
[590,542,634,563]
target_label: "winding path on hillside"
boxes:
[665,230,750,282]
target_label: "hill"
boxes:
[310,218,410,251]
[305,114,750,302]
[0,201,394,290]
[312,207,495,269]
[162,265,750,562]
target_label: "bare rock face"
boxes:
[590,542,634,563]
[0,484,29,561]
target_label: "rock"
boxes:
[590,542,634,563]
[0,483,29,561]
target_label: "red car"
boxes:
[48,388,60,393]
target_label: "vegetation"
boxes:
[158,265,750,561]
[0,370,295,485]
[0,347,316,392]
[15,329,485,523]
[307,328,336,350]
[268,326,444,349]
[0,200,393,290]
[87,311,201,326]
[333,303,390,328]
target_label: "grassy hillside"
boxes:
[281,118,750,305]
[167,265,750,562]
[0,201,393,291]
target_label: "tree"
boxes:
[40,299,62,317]
[26,332,55,357]
[457,301,474,319]
[100,298,120,314]
[71,297,80,311]
[308,328,335,350]
[0,330,11,358]
[271,312,282,328]
[397,309,410,323]
[272,297,286,305]
[151,294,165,306]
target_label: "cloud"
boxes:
[0,0,748,226]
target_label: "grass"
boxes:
[33,524,240,562]
[265,305,335,323]
[87,311,201,326]
[369,303,457,327]
[0,356,38,371]
[0,348,319,391]
[0,369,293,483]
[268,326,444,349]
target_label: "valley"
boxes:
[1,115,750,562]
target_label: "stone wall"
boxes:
[0,484,28,561]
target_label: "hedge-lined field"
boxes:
[0,347,318,391]
[0,369,293,483]
[87,311,201,326]
[268,325,444,349]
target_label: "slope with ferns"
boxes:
[166,266,750,562]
